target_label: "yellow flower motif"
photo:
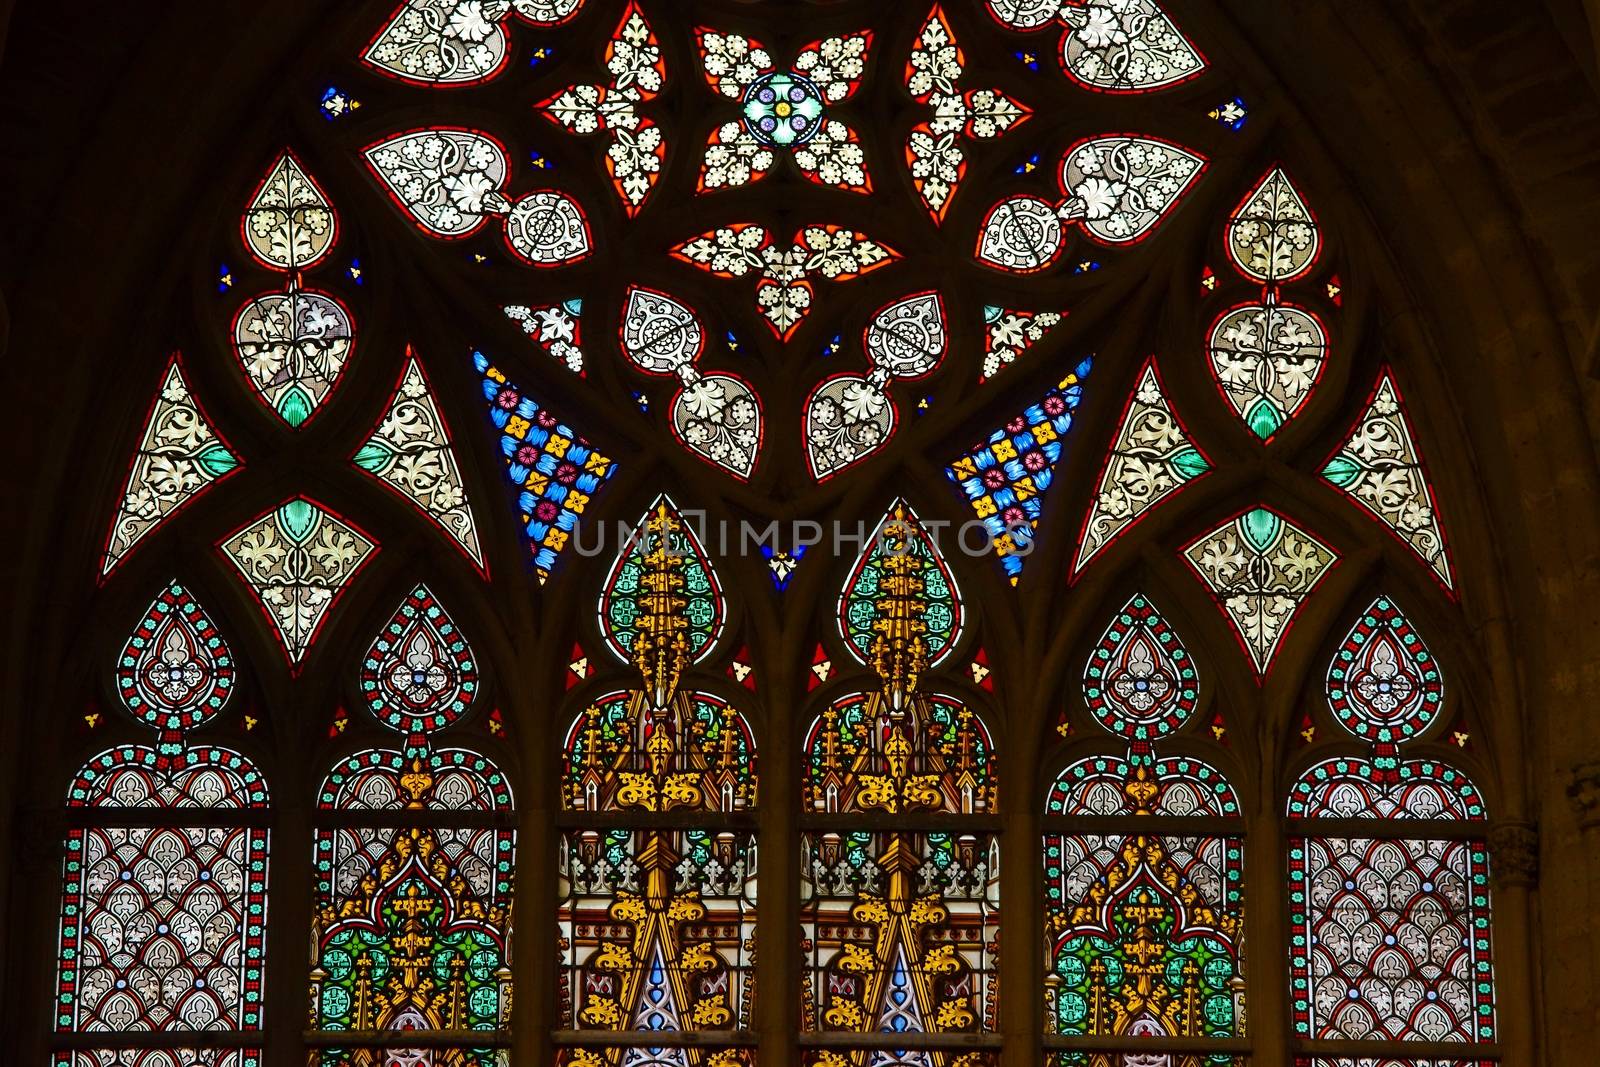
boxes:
[949,456,978,478]
[991,438,1018,462]
[1032,421,1058,444]
[567,490,591,513]
[546,433,572,455]
[546,528,569,550]
[971,496,998,518]
[505,414,531,438]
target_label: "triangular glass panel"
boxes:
[1074,359,1210,576]
[946,357,1092,583]
[504,297,586,375]
[1322,371,1453,590]
[472,349,615,583]
[354,352,484,572]
[102,357,240,577]
[980,303,1064,382]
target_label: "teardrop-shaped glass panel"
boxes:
[115,582,236,733]
[837,499,963,667]
[1207,300,1328,441]
[599,494,725,666]
[242,151,337,271]
[620,286,704,375]
[672,373,762,480]
[363,0,514,87]
[1227,166,1321,284]
[359,583,478,736]
[363,128,510,237]
[863,290,947,379]
[231,287,355,427]
[1060,135,1206,244]
[1081,593,1198,743]
[1058,0,1206,92]
[804,373,896,481]
[1326,595,1444,744]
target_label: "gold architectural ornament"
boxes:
[867,512,931,711]
[1050,835,1243,1042]
[312,827,506,1032]
[632,500,692,710]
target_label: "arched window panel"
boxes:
[557,825,758,1061]
[799,827,1001,1063]
[56,582,270,1066]
[69,745,270,810]
[309,586,515,1067]
[1044,595,1246,1065]
[1286,759,1494,1050]
[1294,1059,1490,1067]
[555,689,760,1061]
[1287,596,1496,1058]
[1042,756,1246,1066]
[310,747,516,1067]
[555,493,758,1064]
[562,690,755,814]
[801,494,1000,1062]
[803,692,996,816]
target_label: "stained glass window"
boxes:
[311,585,515,1066]
[55,584,270,1067]
[61,3,1512,1064]
[947,357,1092,582]
[473,349,615,582]
[219,498,378,667]
[1074,359,1210,576]
[802,503,997,1065]
[558,498,757,1065]
[538,2,666,212]
[1044,595,1245,1066]
[619,286,764,479]
[1288,599,1495,1062]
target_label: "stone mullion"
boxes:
[1247,793,1290,1065]
[268,797,310,1067]
[999,759,1036,1067]
[757,649,799,1067]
